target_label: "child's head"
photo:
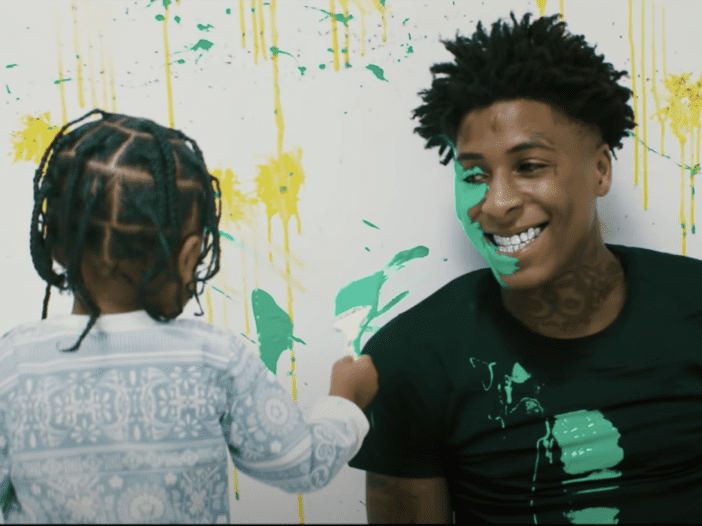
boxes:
[30,109,222,352]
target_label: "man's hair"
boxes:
[30,109,222,352]
[412,12,636,164]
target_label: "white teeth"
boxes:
[534,226,542,236]
[493,224,546,252]
[520,232,528,242]
[510,235,520,244]
[528,227,535,240]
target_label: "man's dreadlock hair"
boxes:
[412,12,636,164]
[30,109,221,352]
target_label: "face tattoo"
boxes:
[445,136,520,288]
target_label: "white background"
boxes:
[2,0,702,522]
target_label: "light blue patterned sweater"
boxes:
[0,311,369,523]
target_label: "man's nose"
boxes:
[478,173,522,218]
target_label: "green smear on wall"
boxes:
[5,85,10,94]
[402,18,409,25]
[366,64,387,82]
[304,5,354,26]
[197,24,214,31]
[226,8,231,14]
[270,46,294,58]
[191,39,214,52]
[6,64,17,69]
[155,14,164,21]
[335,245,429,356]
[174,15,180,23]
[319,64,326,70]
[53,78,72,84]
[252,289,305,374]
[298,66,307,75]
[362,220,379,229]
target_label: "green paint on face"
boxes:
[365,64,387,82]
[191,39,214,52]
[440,135,519,288]
[197,23,214,31]
[252,289,299,374]
[53,78,72,84]
[6,64,17,69]
[155,14,164,21]
[362,220,379,229]
[174,15,181,23]
[335,245,429,355]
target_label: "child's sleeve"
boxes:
[0,399,20,524]
[218,339,370,494]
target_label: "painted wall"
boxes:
[2,0,701,522]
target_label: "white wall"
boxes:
[2,0,702,522]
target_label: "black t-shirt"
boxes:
[348,244,702,523]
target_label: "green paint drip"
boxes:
[53,78,72,84]
[362,219,379,229]
[693,225,697,234]
[191,39,214,52]
[5,85,10,94]
[197,24,214,31]
[155,14,164,21]
[174,15,181,23]
[6,64,17,69]
[402,18,409,25]
[365,64,387,82]
[252,289,296,374]
[270,46,294,58]
[171,59,186,64]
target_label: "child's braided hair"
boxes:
[30,109,222,352]
[412,12,636,164]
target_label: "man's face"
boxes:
[454,98,611,290]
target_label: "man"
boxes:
[348,12,702,524]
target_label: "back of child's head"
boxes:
[30,109,222,352]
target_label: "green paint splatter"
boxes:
[345,62,352,68]
[171,59,186,64]
[366,64,387,82]
[270,46,294,58]
[298,66,307,75]
[226,8,231,14]
[362,220,379,229]
[174,15,181,23]
[155,14,164,21]
[402,18,409,25]
[304,5,354,26]
[5,85,10,94]
[335,245,429,356]
[365,247,370,252]
[280,186,287,193]
[252,289,304,374]
[443,258,448,261]
[319,64,326,70]
[197,23,214,31]
[191,39,214,52]
[6,64,17,69]
[380,0,386,5]
[53,78,72,84]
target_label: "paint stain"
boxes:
[536,0,548,17]
[362,219,379,229]
[197,23,214,31]
[334,245,429,356]
[72,2,85,108]
[53,78,73,84]
[640,0,648,210]
[10,113,60,164]
[6,64,17,69]
[651,1,666,158]
[162,5,175,128]
[365,64,387,81]
[628,0,639,188]
[251,289,305,375]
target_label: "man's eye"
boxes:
[519,163,547,173]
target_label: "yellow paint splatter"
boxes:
[258,0,267,61]
[206,287,214,324]
[109,51,117,112]
[99,31,108,110]
[56,19,68,125]
[330,0,340,71]
[163,5,174,128]
[72,2,85,108]
[10,113,60,165]
[628,0,639,187]
[559,0,565,20]
[270,0,284,156]
[339,0,350,66]
[251,0,260,64]
[641,0,648,210]
[239,0,246,48]
[353,0,367,57]
[651,1,665,157]
[85,0,97,109]
[536,0,548,17]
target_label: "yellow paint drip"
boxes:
[662,4,667,79]
[206,287,214,324]
[339,0,350,66]
[99,31,108,110]
[10,113,60,165]
[681,142,686,256]
[163,6,174,128]
[56,25,68,125]
[641,0,648,210]
[559,0,565,20]
[239,0,246,48]
[72,2,85,108]
[258,0,267,60]
[537,0,548,17]
[251,0,259,64]
[109,51,117,112]
[270,0,284,156]
[85,0,97,109]
[651,2,665,157]
[628,0,639,186]
[330,0,340,71]
[355,0,367,57]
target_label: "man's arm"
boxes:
[366,472,452,524]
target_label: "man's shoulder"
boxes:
[610,243,702,280]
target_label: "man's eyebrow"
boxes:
[456,141,557,161]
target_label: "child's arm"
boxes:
[219,341,370,494]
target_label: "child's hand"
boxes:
[328,355,379,410]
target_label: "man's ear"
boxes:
[594,143,612,197]
[177,234,203,285]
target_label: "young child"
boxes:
[0,110,378,524]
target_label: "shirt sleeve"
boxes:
[0,394,20,524]
[347,318,448,478]
[218,338,370,494]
